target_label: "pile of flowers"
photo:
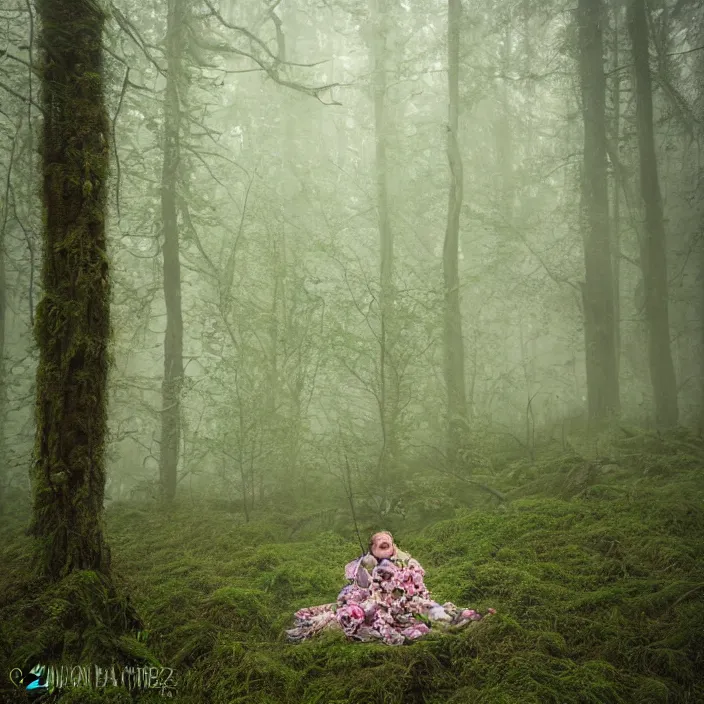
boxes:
[287,555,496,646]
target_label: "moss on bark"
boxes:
[28,0,112,581]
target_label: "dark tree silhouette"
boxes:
[577,0,620,423]
[628,0,679,428]
[28,0,113,579]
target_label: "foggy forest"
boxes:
[0,0,703,701]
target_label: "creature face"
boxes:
[370,532,395,560]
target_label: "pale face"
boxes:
[371,532,395,560]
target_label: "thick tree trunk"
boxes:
[443,0,468,463]
[28,0,112,579]
[159,0,186,501]
[577,0,620,424]
[628,0,679,428]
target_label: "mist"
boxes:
[1,0,703,700]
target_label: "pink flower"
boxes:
[402,623,430,640]
[347,604,365,620]
[337,603,365,632]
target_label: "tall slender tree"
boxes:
[0,188,6,513]
[698,15,704,433]
[628,0,679,428]
[152,0,337,502]
[159,0,187,501]
[609,1,622,380]
[28,0,112,578]
[0,122,12,511]
[443,0,468,462]
[577,0,620,423]
[368,0,399,485]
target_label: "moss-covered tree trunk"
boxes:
[159,0,187,502]
[577,0,620,424]
[443,0,468,464]
[28,0,112,579]
[628,0,679,428]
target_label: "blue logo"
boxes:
[9,664,50,694]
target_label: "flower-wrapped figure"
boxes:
[286,531,496,645]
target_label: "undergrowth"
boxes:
[0,427,702,703]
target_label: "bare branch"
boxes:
[109,3,166,75]
[186,14,342,105]
[178,194,218,277]
[1,51,40,76]
[667,44,704,57]
[0,80,44,114]
[202,0,325,69]
[112,66,129,224]
[1,117,22,248]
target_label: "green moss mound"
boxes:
[1,428,703,702]
[0,566,149,675]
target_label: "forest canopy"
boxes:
[0,0,702,513]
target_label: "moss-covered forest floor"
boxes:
[1,428,703,703]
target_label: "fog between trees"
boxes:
[0,0,703,528]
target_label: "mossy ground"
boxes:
[1,428,703,703]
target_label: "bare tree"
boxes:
[158,0,187,502]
